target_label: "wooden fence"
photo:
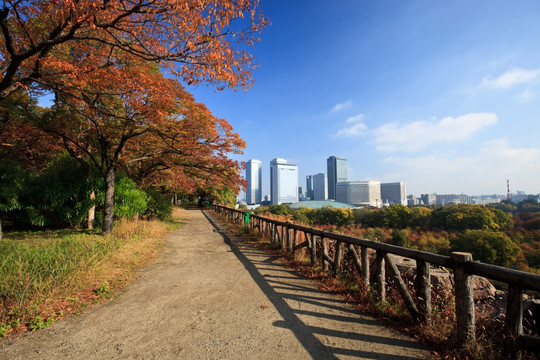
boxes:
[211,204,540,359]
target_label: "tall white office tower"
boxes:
[312,173,328,200]
[270,158,298,205]
[246,159,262,204]
[327,156,348,200]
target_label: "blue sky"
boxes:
[189,0,540,197]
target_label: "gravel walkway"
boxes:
[0,208,431,359]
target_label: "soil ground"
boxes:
[0,207,431,359]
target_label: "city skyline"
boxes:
[190,1,540,196]
[244,155,535,203]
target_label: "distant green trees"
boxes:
[450,230,521,267]
[352,203,514,232]
[251,202,531,268]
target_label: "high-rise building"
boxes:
[407,194,417,206]
[381,182,407,205]
[327,156,348,200]
[420,193,437,206]
[245,159,262,204]
[270,158,298,205]
[306,175,314,200]
[336,180,381,207]
[312,173,328,200]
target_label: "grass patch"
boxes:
[0,207,187,337]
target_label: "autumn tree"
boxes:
[382,203,412,228]
[0,0,266,98]
[120,98,246,198]
[1,1,265,234]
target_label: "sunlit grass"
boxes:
[0,207,187,336]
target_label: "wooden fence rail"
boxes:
[210,204,540,359]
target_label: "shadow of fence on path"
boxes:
[201,209,426,360]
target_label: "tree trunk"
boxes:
[88,191,96,230]
[102,168,116,235]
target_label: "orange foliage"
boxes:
[0,0,268,97]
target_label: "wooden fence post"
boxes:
[504,284,523,359]
[310,233,317,266]
[322,237,329,272]
[416,260,432,323]
[281,225,286,250]
[333,241,344,276]
[451,252,476,348]
[286,222,292,252]
[361,246,370,287]
[385,254,419,321]
[375,250,386,302]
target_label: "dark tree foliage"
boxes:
[450,229,521,267]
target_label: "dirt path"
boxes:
[0,208,431,359]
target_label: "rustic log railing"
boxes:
[210,204,540,358]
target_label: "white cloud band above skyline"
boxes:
[381,138,540,194]
[374,113,497,152]
[481,67,540,89]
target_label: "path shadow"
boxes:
[200,209,427,360]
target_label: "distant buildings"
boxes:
[305,175,314,200]
[312,173,328,201]
[420,194,437,206]
[327,156,348,200]
[436,194,472,205]
[336,180,381,207]
[381,182,406,205]
[270,158,298,205]
[407,194,417,206]
[245,159,262,204]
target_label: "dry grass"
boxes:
[0,209,187,337]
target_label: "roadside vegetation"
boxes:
[0,207,185,338]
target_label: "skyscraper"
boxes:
[306,175,314,200]
[246,159,262,204]
[380,182,407,205]
[270,158,298,205]
[327,156,348,200]
[312,173,328,200]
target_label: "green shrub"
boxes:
[391,229,408,247]
[144,188,172,221]
[114,176,147,219]
[0,157,94,228]
[309,206,354,226]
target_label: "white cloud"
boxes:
[517,88,534,103]
[336,122,367,137]
[481,67,540,89]
[374,113,497,152]
[480,139,540,167]
[381,139,540,194]
[346,113,365,123]
[331,99,353,112]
